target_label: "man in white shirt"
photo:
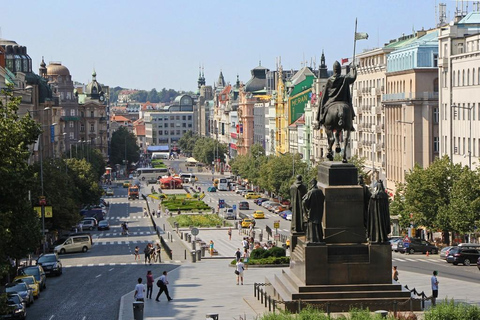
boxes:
[134,278,145,301]
[236,259,245,285]
[431,270,439,306]
[155,271,173,302]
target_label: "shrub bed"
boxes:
[162,197,210,211]
[231,247,289,265]
[151,160,167,168]
[168,214,224,228]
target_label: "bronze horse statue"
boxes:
[321,101,353,163]
[315,61,356,163]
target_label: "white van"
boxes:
[54,234,92,254]
[179,173,196,183]
[223,208,236,220]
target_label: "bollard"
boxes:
[196,249,202,261]
[163,224,165,231]
[187,234,191,243]
[184,250,187,260]
[259,232,263,242]
[192,240,196,250]
[201,246,206,257]
[181,232,184,240]
[133,301,144,320]
[222,220,226,227]
[191,250,196,263]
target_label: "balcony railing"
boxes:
[382,92,439,102]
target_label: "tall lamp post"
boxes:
[396,120,414,176]
[452,105,473,169]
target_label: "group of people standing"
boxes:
[134,270,173,302]
[141,243,162,264]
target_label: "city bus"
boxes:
[136,168,170,182]
[218,178,229,191]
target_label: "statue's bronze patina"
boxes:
[302,178,325,243]
[290,175,308,233]
[367,180,391,243]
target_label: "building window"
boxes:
[182,123,186,128]
[433,107,439,124]
[188,123,192,128]
[90,111,94,118]
[188,116,192,120]
[473,69,476,86]
[170,123,174,128]
[61,109,66,117]
[182,115,186,120]
[176,130,180,135]
[90,124,95,132]
[176,116,180,120]
[70,109,75,116]
[69,121,74,128]
[433,53,438,67]
[170,116,174,120]
[433,137,439,152]
[170,130,174,135]
[183,130,187,134]
[80,124,85,132]
[158,130,162,135]
[70,132,75,140]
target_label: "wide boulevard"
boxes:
[26,158,479,319]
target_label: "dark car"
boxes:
[254,198,268,205]
[1,293,27,319]
[36,253,62,276]
[239,201,249,210]
[446,248,480,266]
[97,220,110,230]
[397,238,439,254]
[18,265,46,291]
[5,283,33,307]
[439,246,454,260]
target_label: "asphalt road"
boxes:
[26,184,178,320]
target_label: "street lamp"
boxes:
[396,120,414,175]
[452,105,473,169]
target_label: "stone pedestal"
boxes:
[265,162,421,313]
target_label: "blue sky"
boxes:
[1,0,457,92]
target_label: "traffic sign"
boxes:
[273,221,280,229]
[232,204,236,211]
[191,228,199,236]
[218,199,225,209]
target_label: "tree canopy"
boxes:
[110,126,140,167]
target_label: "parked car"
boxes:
[207,186,217,192]
[285,212,292,221]
[274,205,289,214]
[235,186,246,194]
[36,253,63,276]
[106,188,114,196]
[279,209,292,220]
[54,234,92,254]
[5,282,33,306]
[397,238,439,254]
[262,201,277,209]
[81,219,95,230]
[82,217,98,226]
[440,246,454,260]
[2,294,27,319]
[222,208,236,220]
[97,220,110,230]
[13,275,39,299]
[17,265,46,291]
[477,257,480,271]
[254,198,269,205]
[123,181,130,188]
[390,238,402,252]
[253,210,265,219]
[268,203,282,212]
[446,248,480,266]
[239,201,249,210]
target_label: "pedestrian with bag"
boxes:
[144,244,151,265]
[134,278,146,301]
[146,270,154,299]
[155,271,173,302]
[431,270,439,306]
[235,258,245,285]
[243,248,250,270]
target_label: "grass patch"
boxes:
[162,197,210,211]
[231,247,289,265]
[168,214,224,227]
[151,159,167,168]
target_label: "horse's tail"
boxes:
[337,108,344,127]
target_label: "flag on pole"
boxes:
[341,58,349,65]
[355,32,369,40]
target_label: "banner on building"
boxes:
[289,90,311,124]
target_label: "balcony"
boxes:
[382,92,439,102]
[358,141,364,148]
[60,116,80,121]
[375,143,383,152]
[375,124,384,133]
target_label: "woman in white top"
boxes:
[236,259,245,285]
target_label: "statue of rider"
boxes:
[316,61,357,131]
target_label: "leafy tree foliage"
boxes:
[0,87,42,278]
[178,130,199,156]
[110,126,140,166]
[192,137,227,165]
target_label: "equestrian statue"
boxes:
[314,61,356,163]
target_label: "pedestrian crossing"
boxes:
[93,239,171,245]
[63,260,183,268]
[392,257,445,263]
[107,216,151,220]
[93,231,156,237]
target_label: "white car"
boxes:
[81,220,95,230]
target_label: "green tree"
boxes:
[192,137,227,165]
[178,130,199,156]
[0,86,42,277]
[147,88,160,103]
[110,127,140,167]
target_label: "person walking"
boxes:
[155,243,162,263]
[392,266,399,282]
[431,270,439,306]
[146,271,154,299]
[144,244,151,265]
[235,258,245,285]
[134,246,140,261]
[134,278,145,302]
[157,208,161,218]
[144,208,148,217]
[228,228,232,240]
[243,248,250,270]
[155,271,173,302]
[235,248,242,262]
[209,240,215,257]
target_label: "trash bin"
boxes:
[196,249,202,261]
[187,234,191,243]
[191,250,196,263]
[133,301,144,320]
[259,232,263,242]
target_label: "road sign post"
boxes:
[274,220,280,235]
